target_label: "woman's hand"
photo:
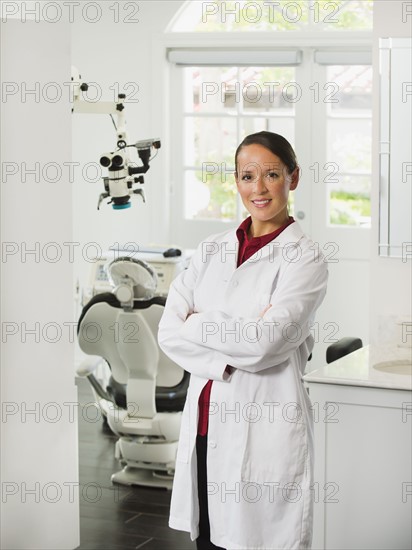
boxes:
[259,304,272,317]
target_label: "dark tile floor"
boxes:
[76,377,196,550]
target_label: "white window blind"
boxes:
[167,48,303,66]
[314,50,372,65]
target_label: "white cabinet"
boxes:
[303,346,412,550]
[379,38,412,258]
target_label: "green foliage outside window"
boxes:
[330,190,371,226]
[194,158,237,220]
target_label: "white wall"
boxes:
[312,259,370,368]
[370,1,412,345]
[1,18,79,550]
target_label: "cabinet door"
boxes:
[379,38,412,258]
[325,402,411,549]
[310,384,412,550]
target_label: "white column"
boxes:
[1,17,80,550]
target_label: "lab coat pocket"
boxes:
[240,418,308,486]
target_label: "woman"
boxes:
[158,131,328,550]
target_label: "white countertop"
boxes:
[303,345,412,391]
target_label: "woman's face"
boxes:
[235,143,299,233]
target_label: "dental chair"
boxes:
[77,257,189,489]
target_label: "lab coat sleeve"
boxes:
[177,246,328,373]
[157,243,231,382]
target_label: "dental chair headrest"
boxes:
[106,256,158,307]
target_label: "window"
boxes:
[166,0,373,256]
[326,64,372,227]
[169,0,373,32]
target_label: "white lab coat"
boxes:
[158,221,328,550]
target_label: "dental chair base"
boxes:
[112,466,173,489]
[77,363,184,488]
[106,406,181,488]
[113,438,177,489]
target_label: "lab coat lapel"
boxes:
[219,221,306,305]
[224,220,305,268]
[220,232,239,282]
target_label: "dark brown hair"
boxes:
[235,131,298,175]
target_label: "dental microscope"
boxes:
[71,67,161,210]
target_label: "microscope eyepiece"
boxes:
[111,155,124,168]
[100,156,111,168]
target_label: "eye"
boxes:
[241,174,252,181]
[266,172,279,180]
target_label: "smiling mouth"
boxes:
[252,199,272,207]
